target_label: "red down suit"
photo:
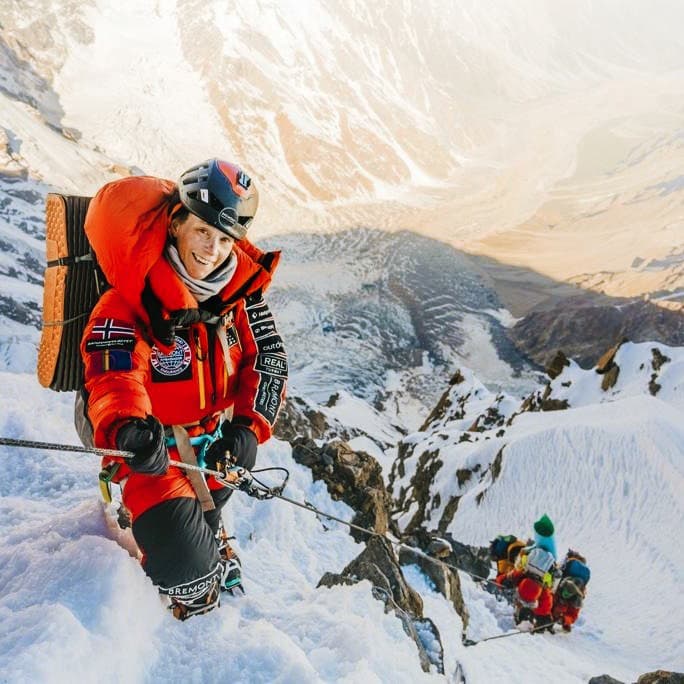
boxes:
[80,176,287,590]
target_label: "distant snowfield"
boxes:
[1,348,683,682]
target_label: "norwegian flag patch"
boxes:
[85,318,136,352]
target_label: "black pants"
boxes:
[133,486,233,591]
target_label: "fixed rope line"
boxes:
[288,439,497,585]
[463,621,559,646]
[2,435,532,645]
[0,436,498,587]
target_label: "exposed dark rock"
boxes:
[321,536,422,615]
[546,350,570,379]
[427,537,453,558]
[391,448,443,534]
[601,365,620,391]
[467,416,483,432]
[274,395,345,443]
[438,494,461,533]
[651,347,671,372]
[403,530,491,587]
[291,437,392,540]
[588,669,684,684]
[510,297,683,369]
[0,294,41,328]
[636,671,684,684]
[596,339,628,374]
[451,369,465,385]
[647,347,671,396]
[318,536,443,673]
[516,384,570,414]
[398,543,468,629]
[490,448,504,482]
[456,469,472,487]
[649,374,662,396]
[541,398,570,411]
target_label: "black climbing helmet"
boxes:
[178,159,259,239]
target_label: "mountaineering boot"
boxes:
[514,605,535,629]
[217,526,244,595]
[533,614,556,633]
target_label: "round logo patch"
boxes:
[150,336,192,377]
[218,206,238,229]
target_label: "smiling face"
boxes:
[171,213,235,279]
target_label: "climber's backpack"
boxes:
[37,193,108,391]
[489,535,518,562]
[490,535,527,575]
[562,558,591,588]
[523,546,556,583]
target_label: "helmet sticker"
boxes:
[200,188,209,203]
[237,170,251,189]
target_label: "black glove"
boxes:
[116,416,168,475]
[204,423,258,471]
[500,575,516,589]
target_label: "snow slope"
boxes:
[1,344,683,682]
[0,375,436,683]
[391,343,684,681]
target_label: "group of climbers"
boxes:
[489,515,591,633]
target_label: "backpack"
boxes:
[522,546,556,585]
[37,194,108,391]
[562,558,591,588]
[490,535,527,576]
[489,535,518,562]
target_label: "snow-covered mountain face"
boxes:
[391,341,684,535]
[1,341,682,682]
[2,0,683,308]
[388,341,684,677]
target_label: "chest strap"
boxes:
[170,425,216,512]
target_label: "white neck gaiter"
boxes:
[165,243,237,302]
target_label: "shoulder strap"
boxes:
[171,425,215,512]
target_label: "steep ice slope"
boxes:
[391,342,684,680]
[0,375,437,683]
[1,345,682,683]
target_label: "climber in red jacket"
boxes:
[79,159,287,619]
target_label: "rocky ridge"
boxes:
[389,340,683,536]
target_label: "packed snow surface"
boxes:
[2,340,683,682]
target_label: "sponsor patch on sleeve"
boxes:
[246,303,274,325]
[255,334,284,354]
[90,350,133,374]
[85,317,136,352]
[253,375,285,425]
[254,353,288,378]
